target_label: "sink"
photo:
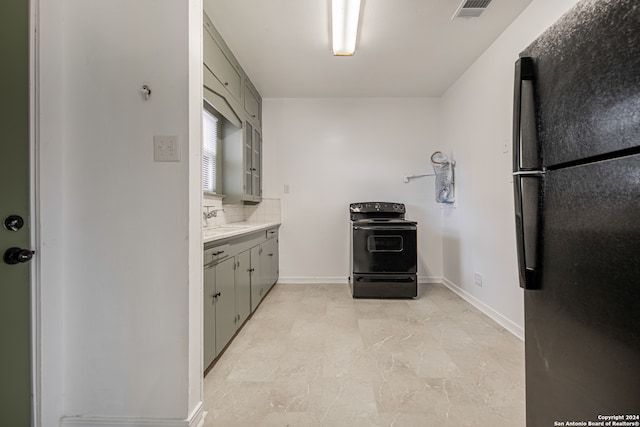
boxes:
[203,223,272,242]
[215,224,251,231]
[205,224,252,235]
[212,227,243,233]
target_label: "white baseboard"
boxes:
[60,402,205,427]
[418,275,442,284]
[277,277,348,284]
[277,276,442,285]
[189,403,205,427]
[441,278,524,340]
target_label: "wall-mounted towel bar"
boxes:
[403,173,435,183]
[403,151,455,204]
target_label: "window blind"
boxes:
[203,108,218,193]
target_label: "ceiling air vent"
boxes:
[452,0,493,19]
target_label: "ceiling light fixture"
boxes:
[331,0,361,56]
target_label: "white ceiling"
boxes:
[203,0,533,98]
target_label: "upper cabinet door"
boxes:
[244,82,261,128]
[244,121,253,198]
[203,27,242,101]
[252,128,261,199]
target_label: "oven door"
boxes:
[352,223,417,274]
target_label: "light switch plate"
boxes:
[153,135,181,162]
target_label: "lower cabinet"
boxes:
[214,257,237,360]
[252,228,279,311]
[203,255,237,368]
[262,232,279,292]
[204,225,280,371]
[236,250,252,326]
[250,245,263,312]
[203,259,217,368]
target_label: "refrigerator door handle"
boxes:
[513,56,535,173]
[513,170,545,176]
[513,56,542,290]
[513,171,544,289]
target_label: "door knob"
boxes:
[3,247,35,265]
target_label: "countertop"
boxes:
[203,222,280,244]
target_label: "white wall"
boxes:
[262,0,582,338]
[439,0,581,337]
[33,0,583,424]
[38,1,203,426]
[263,98,443,283]
[187,0,204,419]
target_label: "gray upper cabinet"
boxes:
[203,31,242,101]
[223,120,261,204]
[203,11,263,204]
[242,123,261,203]
[252,128,262,200]
[244,81,262,128]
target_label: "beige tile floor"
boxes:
[203,283,525,427]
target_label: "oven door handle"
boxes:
[354,226,416,231]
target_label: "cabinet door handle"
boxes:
[213,292,221,299]
[248,268,255,272]
[268,253,274,257]
[224,82,229,86]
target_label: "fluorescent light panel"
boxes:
[332,0,361,56]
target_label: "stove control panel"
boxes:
[350,202,405,213]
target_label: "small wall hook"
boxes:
[141,84,151,100]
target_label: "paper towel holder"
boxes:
[403,151,455,204]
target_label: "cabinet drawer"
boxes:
[265,227,278,240]
[203,33,242,101]
[204,243,231,267]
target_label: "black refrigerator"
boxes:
[512,0,640,425]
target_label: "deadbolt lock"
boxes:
[3,215,24,231]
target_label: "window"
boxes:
[202,106,219,194]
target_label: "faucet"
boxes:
[203,207,225,219]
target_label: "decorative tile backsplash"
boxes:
[203,196,281,229]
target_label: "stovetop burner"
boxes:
[349,202,407,221]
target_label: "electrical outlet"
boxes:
[153,135,181,162]
[474,272,483,287]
